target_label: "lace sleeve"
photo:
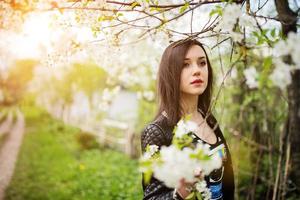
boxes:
[140,124,182,200]
[141,123,168,152]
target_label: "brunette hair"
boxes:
[155,38,215,127]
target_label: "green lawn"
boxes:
[4,107,143,200]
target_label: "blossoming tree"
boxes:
[1,0,299,198]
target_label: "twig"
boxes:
[250,148,263,200]
[281,138,291,199]
[106,0,223,8]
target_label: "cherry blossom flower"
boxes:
[270,59,292,90]
[243,67,259,89]
[174,118,198,138]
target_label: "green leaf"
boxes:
[196,192,203,200]
[98,15,115,22]
[209,5,223,16]
[271,28,276,38]
[279,29,285,39]
[261,29,268,35]
[150,7,161,12]
[257,37,265,45]
[185,192,196,200]
[263,57,272,70]
[117,12,123,17]
[209,9,218,16]
[173,135,193,149]
[131,2,139,9]
[185,114,192,121]
[179,2,189,13]
[173,126,178,134]
[75,15,80,23]
[252,31,260,38]
[143,170,153,185]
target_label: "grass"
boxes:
[4,106,143,200]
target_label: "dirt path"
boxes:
[0,112,13,137]
[0,110,25,200]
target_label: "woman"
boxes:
[140,39,234,200]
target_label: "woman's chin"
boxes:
[182,89,205,96]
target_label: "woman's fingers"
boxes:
[194,171,202,177]
[179,178,195,187]
[194,168,203,179]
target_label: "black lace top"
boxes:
[140,113,234,200]
[192,133,227,200]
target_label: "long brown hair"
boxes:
[155,38,215,127]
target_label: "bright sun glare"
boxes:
[14,11,95,60]
[17,12,53,58]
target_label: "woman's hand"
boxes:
[176,168,204,199]
[194,167,203,179]
[176,178,196,199]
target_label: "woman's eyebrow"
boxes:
[184,56,206,60]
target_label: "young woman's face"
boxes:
[180,45,208,96]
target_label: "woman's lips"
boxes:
[191,79,203,84]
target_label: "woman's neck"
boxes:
[180,93,199,119]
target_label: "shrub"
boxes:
[76,131,99,150]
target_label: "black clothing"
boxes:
[192,132,226,199]
[140,113,235,200]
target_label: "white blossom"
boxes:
[143,91,155,101]
[141,152,152,160]
[102,86,121,102]
[95,0,107,5]
[174,119,198,138]
[270,59,292,90]
[271,33,300,90]
[239,14,256,28]
[152,141,222,189]
[218,4,242,32]
[287,32,300,67]
[193,142,222,175]
[153,146,198,188]
[231,32,243,43]
[201,153,222,175]
[230,68,238,79]
[201,188,212,200]
[139,145,159,172]
[148,145,159,156]
[273,40,291,57]
[273,32,300,66]
[195,180,207,192]
[136,91,155,101]
[243,67,259,89]
[136,0,150,9]
[195,181,212,200]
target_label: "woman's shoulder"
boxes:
[140,113,173,151]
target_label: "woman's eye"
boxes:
[183,63,189,67]
[198,60,206,66]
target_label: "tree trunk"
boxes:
[287,70,300,196]
[275,0,300,198]
[275,0,298,36]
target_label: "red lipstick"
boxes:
[190,79,203,84]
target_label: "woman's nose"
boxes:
[193,70,201,76]
[192,63,201,75]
